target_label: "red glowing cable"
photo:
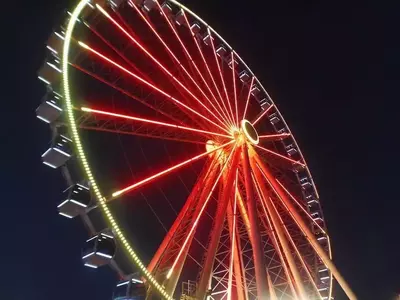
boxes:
[166,144,238,279]
[208,28,236,126]
[81,107,232,139]
[95,4,228,131]
[181,11,234,128]
[258,133,291,141]
[127,4,231,130]
[78,41,230,135]
[231,52,239,127]
[254,144,305,167]
[112,140,234,198]
[252,103,274,126]
[276,179,326,235]
[242,76,255,121]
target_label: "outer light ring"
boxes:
[241,119,259,145]
[62,1,172,299]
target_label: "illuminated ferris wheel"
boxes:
[36,0,357,299]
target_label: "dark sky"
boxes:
[3,0,399,299]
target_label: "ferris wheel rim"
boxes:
[61,0,334,299]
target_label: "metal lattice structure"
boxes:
[36,0,357,299]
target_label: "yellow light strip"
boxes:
[62,1,172,299]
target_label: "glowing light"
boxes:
[166,145,238,279]
[78,41,229,134]
[36,115,50,123]
[258,133,291,141]
[95,4,228,131]
[46,101,62,111]
[82,252,95,259]
[231,52,239,127]
[276,179,326,235]
[207,28,236,126]
[81,107,231,139]
[47,62,62,73]
[84,263,98,269]
[96,252,112,259]
[116,281,129,287]
[43,161,57,169]
[252,104,274,126]
[241,119,259,145]
[70,199,87,208]
[53,147,71,157]
[112,140,234,198]
[63,2,173,298]
[38,76,50,85]
[254,144,305,167]
[59,212,73,218]
[57,199,69,208]
[46,45,58,55]
[242,76,255,120]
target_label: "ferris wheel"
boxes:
[36,0,357,299]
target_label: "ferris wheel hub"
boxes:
[241,119,259,145]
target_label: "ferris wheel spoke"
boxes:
[275,179,327,235]
[80,107,231,139]
[95,4,229,131]
[242,76,255,121]
[252,151,358,300]
[153,2,231,127]
[254,144,305,167]
[208,29,236,127]
[167,144,239,281]
[126,3,229,127]
[111,140,234,199]
[70,63,186,125]
[252,103,274,126]
[258,133,291,142]
[231,52,240,127]
[78,41,231,135]
[183,12,234,126]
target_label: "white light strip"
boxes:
[86,236,97,243]
[96,252,112,259]
[36,115,50,123]
[38,76,50,85]
[46,101,62,111]
[43,161,57,169]
[82,252,95,259]
[55,32,65,40]
[100,233,113,239]
[77,183,89,190]
[59,212,73,218]
[70,199,87,208]
[47,62,62,73]
[116,281,130,287]
[46,45,58,55]
[54,147,72,157]
[84,263,98,269]
[131,278,143,284]
[57,199,69,208]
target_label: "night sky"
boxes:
[3,0,399,299]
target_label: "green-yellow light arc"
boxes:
[62,1,172,299]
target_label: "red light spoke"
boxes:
[78,41,230,135]
[126,4,231,131]
[254,144,305,167]
[243,76,255,121]
[252,103,274,126]
[231,52,239,127]
[276,179,326,235]
[166,144,238,279]
[258,133,291,141]
[95,5,229,131]
[111,140,234,198]
[70,63,182,125]
[81,107,232,139]
[208,28,236,127]
[183,14,234,128]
